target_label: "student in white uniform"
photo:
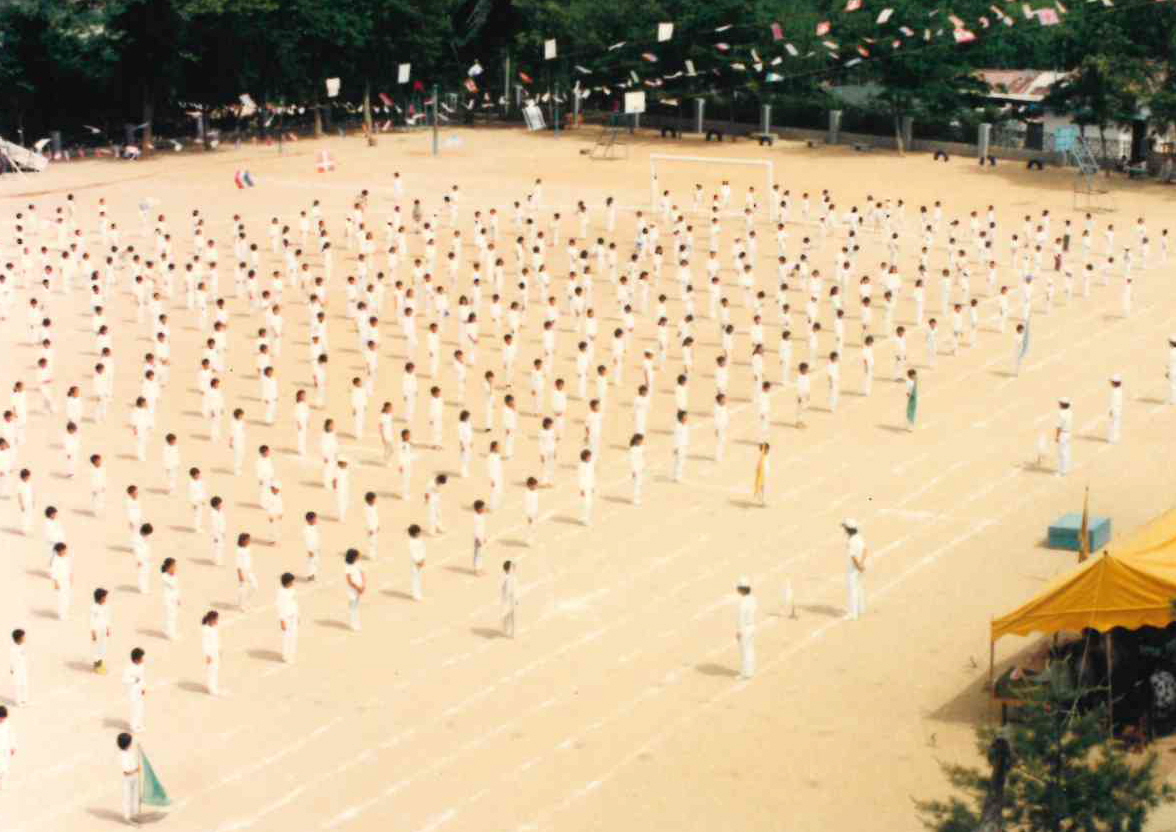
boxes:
[472,500,488,574]
[303,512,320,580]
[122,647,147,731]
[524,477,540,544]
[50,542,72,620]
[0,705,14,791]
[236,532,258,609]
[277,573,299,663]
[501,560,518,638]
[117,732,140,824]
[629,433,645,505]
[363,491,380,560]
[133,523,154,595]
[408,524,426,600]
[578,449,596,525]
[844,520,867,620]
[201,611,222,695]
[1055,397,1073,476]
[90,588,111,673]
[736,578,756,680]
[160,558,180,640]
[1108,374,1123,444]
[344,548,365,631]
[9,630,28,706]
[672,410,689,483]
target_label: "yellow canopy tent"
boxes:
[991,507,1176,643]
[988,508,1176,707]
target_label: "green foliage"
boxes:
[917,690,1173,832]
[4,0,1176,147]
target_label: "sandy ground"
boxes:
[2,126,1176,832]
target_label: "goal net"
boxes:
[649,154,774,219]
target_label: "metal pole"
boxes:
[432,85,439,157]
[504,56,511,117]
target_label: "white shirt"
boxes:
[345,563,365,596]
[122,662,146,696]
[50,553,71,586]
[201,624,219,658]
[409,538,426,566]
[847,534,865,576]
[738,593,757,633]
[1057,408,1073,435]
[277,586,298,621]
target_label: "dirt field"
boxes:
[3,125,1176,832]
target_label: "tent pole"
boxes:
[1105,630,1114,733]
[989,638,995,691]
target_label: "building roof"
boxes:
[976,69,1068,102]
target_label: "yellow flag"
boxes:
[1078,487,1090,563]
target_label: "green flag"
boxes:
[140,748,171,808]
[905,379,918,426]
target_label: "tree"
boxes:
[917,689,1172,832]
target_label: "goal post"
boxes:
[649,154,774,217]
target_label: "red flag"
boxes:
[771,22,784,40]
[378,92,393,106]
[413,80,425,92]
[518,71,533,85]
[816,20,831,35]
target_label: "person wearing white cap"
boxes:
[1055,398,1073,476]
[735,578,756,680]
[1167,336,1176,405]
[844,520,867,620]
[1108,375,1124,444]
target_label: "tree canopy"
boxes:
[3,0,1176,146]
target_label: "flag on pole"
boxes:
[771,22,784,40]
[1078,487,1091,562]
[140,748,171,809]
[906,378,918,426]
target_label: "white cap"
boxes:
[842,518,859,531]
[1059,397,1071,406]
[1111,374,1122,383]
[737,576,751,589]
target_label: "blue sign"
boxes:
[1054,126,1079,152]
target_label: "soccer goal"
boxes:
[649,154,774,217]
